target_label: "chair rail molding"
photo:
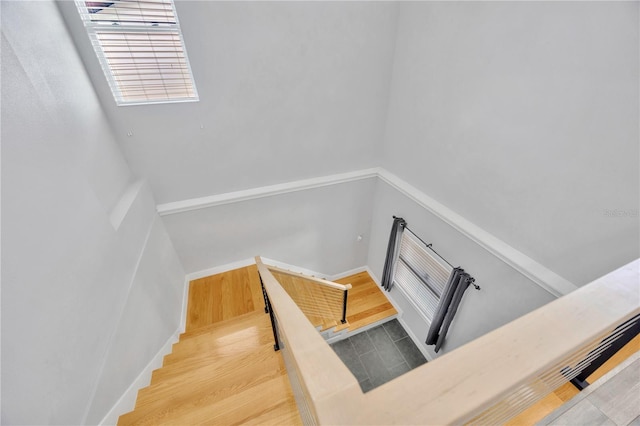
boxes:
[158,167,578,297]
[157,168,380,215]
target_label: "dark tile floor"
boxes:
[330,319,427,392]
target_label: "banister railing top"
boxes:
[256,255,639,426]
[254,257,361,413]
[327,259,640,425]
[266,264,352,291]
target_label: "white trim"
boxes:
[185,258,257,282]
[109,180,144,230]
[328,266,369,282]
[376,169,578,297]
[98,330,180,426]
[396,315,433,362]
[160,167,577,297]
[260,257,328,280]
[178,276,190,334]
[157,168,379,216]
[185,257,332,283]
[82,212,156,424]
[365,267,432,362]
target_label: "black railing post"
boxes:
[341,289,348,324]
[265,292,280,351]
[259,275,269,314]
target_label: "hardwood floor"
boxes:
[119,262,633,425]
[268,269,397,333]
[186,265,264,331]
[119,266,301,426]
[335,271,398,332]
[119,265,394,425]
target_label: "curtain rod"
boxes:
[393,216,481,290]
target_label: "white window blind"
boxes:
[76,0,198,106]
[393,231,453,322]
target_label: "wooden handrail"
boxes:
[266,264,352,291]
[257,256,639,425]
[254,257,362,423]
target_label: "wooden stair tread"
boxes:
[120,266,394,425]
[136,344,284,410]
[152,335,277,384]
[119,266,301,426]
[178,309,265,341]
[166,314,272,362]
[121,374,295,426]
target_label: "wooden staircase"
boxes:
[118,264,396,425]
[269,267,398,336]
[118,310,301,425]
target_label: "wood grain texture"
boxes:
[186,264,264,331]
[119,259,638,426]
[119,266,301,426]
[268,269,397,333]
[335,271,397,332]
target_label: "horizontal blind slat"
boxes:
[393,232,453,322]
[77,0,198,105]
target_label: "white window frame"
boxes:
[75,0,199,106]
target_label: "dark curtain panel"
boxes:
[426,267,463,345]
[426,268,472,353]
[381,216,406,291]
[434,272,471,353]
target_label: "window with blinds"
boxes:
[76,0,198,106]
[394,231,453,322]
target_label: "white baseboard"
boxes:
[362,267,433,362]
[99,261,425,425]
[98,330,180,426]
[178,276,190,334]
[186,257,334,283]
[396,315,433,362]
[329,266,369,281]
[261,257,336,279]
[185,258,257,282]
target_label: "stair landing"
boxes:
[118,264,396,425]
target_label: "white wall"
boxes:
[382,2,639,286]
[57,1,399,204]
[162,178,376,276]
[3,2,637,421]
[1,2,185,424]
[368,180,556,358]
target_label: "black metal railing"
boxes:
[260,274,280,351]
[568,313,639,390]
[341,289,348,324]
[258,263,351,350]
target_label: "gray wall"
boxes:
[163,178,376,276]
[368,181,556,358]
[382,1,639,286]
[1,2,185,424]
[3,0,638,422]
[57,1,399,204]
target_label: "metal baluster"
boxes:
[341,289,348,324]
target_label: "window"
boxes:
[393,231,453,322]
[76,0,198,106]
